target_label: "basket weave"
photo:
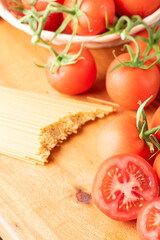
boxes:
[0,0,160,48]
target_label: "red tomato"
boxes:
[46,45,97,95]
[106,53,160,110]
[114,0,160,18]
[22,0,64,31]
[63,0,115,36]
[151,107,160,141]
[137,197,160,240]
[153,153,160,183]
[92,154,159,221]
[96,115,151,161]
[130,27,160,71]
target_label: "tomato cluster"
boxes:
[20,3,160,238]
[22,0,160,34]
[22,0,65,31]
[92,104,160,240]
[106,25,160,110]
[21,0,160,100]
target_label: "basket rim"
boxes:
[0,2,160,48]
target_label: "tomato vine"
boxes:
[137,97,160,159]
[16,1,160,75]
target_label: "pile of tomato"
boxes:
[21,1,160,239]
[21,0,160,110]
[93,104,160,240]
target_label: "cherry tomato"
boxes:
[92,153,159,221]
[106,53,160,110]
[114,0,160,18]
[130,27,160,71]
[22,0,64,31]
[96,115,151,161]
[46,45,97,95]
[63,0,115,36]
[151,107,160,141]
[137,197,160,240]
[153,153,160,184]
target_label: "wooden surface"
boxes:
[0,18,160,240]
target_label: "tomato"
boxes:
[106,53,160,110]
[46,45,97,95]
[22,0,64,31]
[137,198,160,240]
[96,115,152,162]
[151,107,160,141]
[130,27,160,71]
[153,153,160,184]
[63,0,115,36]
[114,0,160,18]
[92,154,159,221]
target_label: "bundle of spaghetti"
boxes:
[0,87,115,165]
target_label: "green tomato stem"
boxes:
[144,126,160,137]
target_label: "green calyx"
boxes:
[105,17,160,73]
[100,14,142,37]
[16,0,86,72]
[136,97,160,158]
[34,42,83,73]
[16,0,160,74]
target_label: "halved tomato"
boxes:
[92,154,159,221]
[137,198,160,240]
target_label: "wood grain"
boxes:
[0,18,159,240]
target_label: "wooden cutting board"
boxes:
[0,18,159,240]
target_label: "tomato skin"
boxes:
[153,153,160,184]
[92,154,159,221]
[22,0,64,31]
[114,0,160,18]
[63,0,115,36]
[46,45,97,95]
[130,28,160,71]
[151,107,160,141]
[137,198,160,240]
[96,115,151,161]
[106,53,160,110]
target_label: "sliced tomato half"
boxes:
[137,198,160,240]
[92,154,159,221]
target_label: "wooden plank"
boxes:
[0,18,159,240]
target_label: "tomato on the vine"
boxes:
[46,44,97,95]
[151,107,160,141]
[137,198,160,240]
[96,115,152,161]
[92,154,159,221]
[106,53,160,110]
[130,27,160,71]
[22,0,64,31]
[63,0,116,36]
[114,0,160,18]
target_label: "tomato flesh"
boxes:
[137,198,160,240]
[92,154,159,221]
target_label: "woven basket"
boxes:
[0,0,160,48]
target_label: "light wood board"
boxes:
[0,18,159,240]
